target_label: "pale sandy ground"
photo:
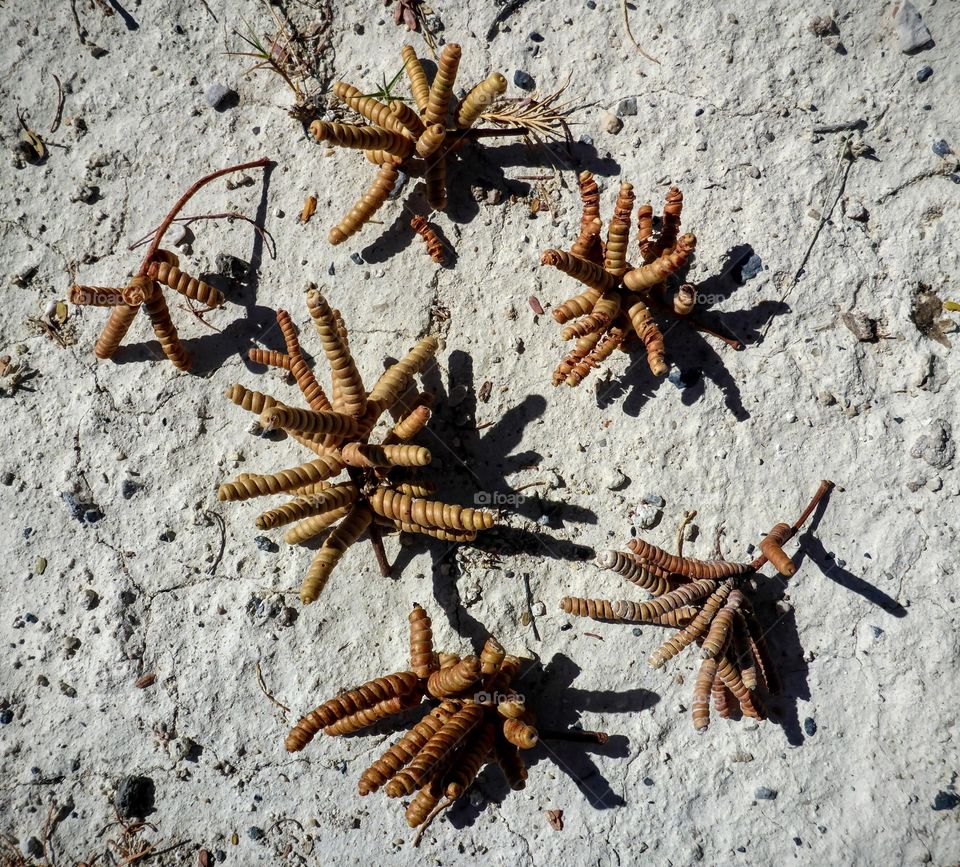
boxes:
[1,0,958,864]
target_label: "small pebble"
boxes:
[387,169,408,199]
[870,625,884,639]
[617,97,638,116]
[80,589,100,610]
[83,508,103,524]
[740,253,763,280]
[605,468,629,491]
[932,139,951,157]
[755,786,778,801]
[579,133,593,146]
[247,826,265,841]
[1,471,14,485]
[328,263,335,276]
[513,70,535,91]
[350,252,364,265]
[632,627,643,637]
[893,1,933,53]
[0,709,13,724]
[916,65,933,82]
[818,391,836,406]
[121,479,141,500]
[536,514,551,527]
[632,503,660,530]
[205,83,239,111]
[642,493,665,507]
[602,111,623,134]
[586,0,596,8]
[254,536,279,553]
[933,791,960,811]
[24,613,38,623]
[844,198,868,221]
[803,717,817,736]
[159,530,176,543]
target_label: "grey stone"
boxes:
[115,775,155,819]
[755,786,778,801]
[893,2,933,53]
[513,70,535,91]
[910,419,954,468]
[642,493,665,507]
[617,97,638,116]
[21,837,44,858]
[916,65,933,82]
[632,503,660,530]
[803,717,817,736]
[80,589,100,610]
[932,139,951,157]
[205,84,239,110]
[841,311,878,342]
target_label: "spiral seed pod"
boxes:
[760,522,796,576]
[121,275,159,305]
[363,148,404,167]
[664,282,696,317]
[143,294,190,370]
[565,327,627,387]
[394,480,438,498]
[731,616,757,690]
[701,598,742,659]
[69,285,126,306]
[225,384,278,414]
[369,487,495,532]
[712,672,735,719]
[503,717,538,750]
[570,216,603,261]
[426,656,481,699]
[329,162,400,246]
[389,99,425,137]
[405,779,444,828]
[648,581,734,668]
[494,735,528,790]
[217,456,343,502]
[559,596,617,621]
[415,123,446,158]
[489,655,522,693]
[611,580,715,623]
[560,291,621,340]
[409,603,435,679]
[692,657,718,733]
[382,517,478,542]
[385,702,483,798]
[425,158,447,211]
[368,336,439,406]
[310,120,413,158]
[401,45,431,113]
[284,505,351,545]
[636,203,655,262]
[285,671,420,752]
[541,250,617,293]
[248,348,291,369]
[741,610,780,694]
[628,538,753,580]
[423,43,461,127]
[255,483,358,530]
[553,331,603,385]
[306,290,367,417]
[358,701,458,795]
[332,81,408,137]
[388,403,432,441]
[623,297,666,377]
[93,304,139,359]
[260,405,361,439]
[438,653,460,670]
[148,261,224,307]
[410,216,445,264]
[596,549,674,596]
[480,637,505,682]
[341,443,431,468]
[622,233,697,292]
[716,656,765,720]
[300,503,373,603]
[552,287,602,324]
[650,606,699,627]
[445,723,495,799]
[275,309,331,412]
[656,186,683,255]
[577,171,601,231]
[326,690,421,736]
[603,183,634,277]
[456,72,507,128]
[495,697,527,719]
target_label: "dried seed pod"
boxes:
[647,581,735,668]
[541,250,617,293]
[444,723,496,799]
[284,505,352,545]
[369,487,495,532]
[363,148,404,166]
[285,671,420,752]
[622,233,697,292]
[577,171,601,234]
[276,309,332,412]
[148,261,224,307]
[502,717,538,749]
[426,656,481,698]
[410,216,445,264]
[570,216,603,261]
[700,593,744,659]
[143,293,190,371]
[217,456,343,501]
[716,655,765,720]
[423,43,461,127]
[564,326,627,387]
[692,657,718,733]
[624,297,667,377]
[480,637,505,682]
[248,348,291,369]
[494,734,528,790]
[664,282,696,316]
[225,383,277,414]
[300,504,373,603]
[759,522,796,576]
[328,162,400,246]
[401,45,431,114]
[603,183,634,278]
[301,194,317,224]
[552,287,602,324]
[306,289,367,417]
[388,403,432,441]
[489,655,522,693]
[394,480,438,498]
[261,405,361,438]
[69,285,127,306]
[553,331,603,385]
[358,701,458,795]
[438,653,460,670]
[560,291,621,340]
[455,72,507,129]
[655,186,683,256]
[368,336,439,406]
[93,305,138,359]
[332,81,408,137]
[121,275,159,306]
[712,672,735,719]
[383,517,477,542]
[415,123,446,158]
[255,483,358,530]
[596,549,673,596]
[628,538,752,580]
[385,702,484,798]
[495,697,527,719]
[409,603,436,680]
[326,690,421,735]
[389,99,425,137]
[405,778,444,827]
[341,443,431,468]
[310,120,413,158]
[636,203,655,262]
[741,610,780,694]
[559,596,617,621]
[649,606,699,627]
[425,159,447,211]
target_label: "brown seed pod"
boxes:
[248,348,291,369]
[300,504,373,603]
[560,291,622,341]
[255,483,358,530]
[389,99,425,137]
[410,216,445,264]
[369,487,495,532]
[328,162,400,246]
[559,596,617,621]
[502,717,538,749]
[700,592,744,659]
[381,517,478,542]
[636,203,655,262]
[409,603,436,680]
[759,522,797,576]
[388,403,432,441]
[423,43,461,127]
[401,45,431,114]
[261,405,361,438]
[553,287,602,324]
[553,331,603,385]
[563,327,627,387]
[415,123,447,158]
[69,285,127,307]
[310,120,413,158]
[603,183,635,278]
[332,81,408,137]
[93,305,138,359]
[217,456,343,502]
[479,637,505,683]
[405,778,444,827]
[444,722,496,799]
[628,538,753,580]
[655,186,683,256]
[425,158,448,212]
[148,261,224,308]
[143,291,190,370]
[306,289,367,417]
[325,690,422,736]
[276,309,332,412]
[340,443,431,468]
[624,297,667,377]
[622,234,697,293]
[570,216,603,262]
[494,733,528,790]
[455,72,507,129]
[283,505,352,545]
[712,671,736,719]
[596,549,674,596]
[426,656,481,699]
[692,657,718,733]
[541,250,617,293]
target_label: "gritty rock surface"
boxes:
[0,1,958,864]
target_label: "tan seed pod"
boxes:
[444,723,496,799]
[438,653,460,670]
[369,487,495,532]
[425,158,448,212]
[553,331,603,385]
[381,516,478,542]
[495,697,527,719]
[596,549,673,596]
[368,336,439,406]
[255,483,358,530]
[648,580,735,668]
[143,293,190,371]
[667,282,697,316]
[603,183,634,278]
[332,81,408,137]
[489,655,522,693]
[310,120,413,158]
[565,327,627,387]
[401,45,431,114]
[306,289,367,417]
[552,287,602,324]
[415,123,447,158]
[394,480,438,498]
[261,405,360,439]
[636,203,655,262]
[121,275,159,306]
[650,606,699,627]
[622,233,697,292]
[409,603,436,680]
[701,600,742,659]
[455,72,507,129]
[247,348,291,369]
[340,443,431,468]
[225,383,278,414]
[426,656,481,699]
[560,291,621,340]
[624,297,667,377]
[410,216,445,264]
[217,456,343,502]
[480,636,505,682]
[559,596,617,621]
[388,403,432,441]
[655,186,683,256]
[389,99,425,137]
[69,285,127,307]
[329,162,400,246]
[712,671,735,719]
[300,504,373,603]
[325,690,421,736]
[283,505,351,545]
[423,43,461,127]
[759,522,796,576]
[692,657,718,733]
[148,261,224,307]
[276,309,332,412]
[716,655,765,720]
[541,250,617,293]
[570,216,603,262]
[740,609,780,694]
[405,778,444,828]
[577,171,601,235]
[628,538,752,580]
[503,717,538,750]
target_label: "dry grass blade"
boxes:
[480,78,583,144]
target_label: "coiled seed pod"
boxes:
[363,148,404,166]
[648,580,734,668]
[667,282,697,316]
[496,697,527,719]
[248,348,290,369]
[261,405,360,438]
[564,327,626,387]
[381,517,477,542]
[94,305,139,359]
[613,579,719,623]
[438,653,460,670]
[624,297,667,377]
[480,636,505,682]
[570,216,603,262]
[577,171,601,232]
[300,503,373,602]
[489,655,522,693]
[325,690,421,736]
[255,483,357,530]
[494,735,527,790]
[759,522,796,576]
[284,671,419,752]
[656,186,683,255]
[385,702,483,798]
[358,701,458,795]
[329,162,400,246]
[445,723,496,799]
[410,216,445,264]
[389,99,425,137]
[368,336,439,406]
[732,615,757,690]
[716,655,765,720]
[148,261,224,307]
[225,383,277,414]
[306,290,367,417]
[309,120,413,158]
[284,505,351,545]
[559,596,617,621]
[369,487,495,532]
[628,538,753,580]
[425,158,447,211]
[541,250,617,293]
[409,603,436,679]
[455,72,507,128]
[692,657,718,733]
[276,309,331,412]
[712,673,735,719]
[394,480,438,498]
[561,291,621,340]
[332,81,408,137]
[121,275,159,305]
[143,294,190,370]
[554,331,603,385]
[622,233,697,292]
[596,549,673,596]
[426,656,481,698]
[423,43,461,127]
[217,456,343,502]
[405,779,444,827]
[415,123,446,158]
[636,203,655,262]
[503,719,540,750]
[69,285,126,306]
[650,606,699,627]
[340,443,431,468]
[701,593,744,659]
[401,45,430,114]
[603,183,634,277]
[389,403,432,441]
[741,610,780,694]
[552,287,602,324]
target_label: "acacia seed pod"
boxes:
[217,456,343,502]
[541,250,617,293]
[760,522,796,576]
[636,203,655,262]
[305,289,367,417]
[565,327,626,387]
[603,183,635,277]
[367,336,439,406]
[692,657,718,733]
[276,309,332,412]
[143,293,190,370]
[389,99,425,137]
[382,516,477,542]
[570,216,603,262]
[425,157,448,211]
[552,287,602,324]
[410,216,445,264]
[331,81,408,136]
[388,403,432,441]
[224,383,277,414]
[503,717,538,750]
[655,186,683,256]
[148,261,224,307]
[255,483,357,530]
[596,549,673,596]
[340,443,431,468]
[628,538,753,580]
[426,656,481,699]
[622,234,697,292]
[712,670,735,719]
[247,348,290,369]
[299,504,373,603]
[325,690,421,736]
[647,580,735,668]
[480,637,505,682]
[69,285,126,306]
[560,291,621,341]
[283,505,351,545]
[409,603,436,679]
[309,120,413,158]
[444,723,496,799]
[423,43,461,127]
[401,45,430,114]
[261,405,360,438]
[415,123,446,158]
[455,72,507,129]
[405,779,444,827]
[93,304,139,359]
[369,487,494,532]
[559,596,616,621]
[553,331,603,385]
[329,163,400,246]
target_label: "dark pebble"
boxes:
[24,613,37,623]
[803,717,817,736]
[248,826,265,841]
[0,709,13,724]
[695,107,704,117]
[159,530,176,543]
[643,776,654,786]
[586,0,596,7]
[83,508,103,524]
[632,627,643,637]
[870,625,884,639]
[350,252,364,265]
[328,262,335,276]
[22,527,32,538]
[1,472,13,485]
[121,479,141,500]
[215,851,226,863]
[61,492,85,521]
[254,536,278,553]
[115,775,155,819]
[916,65,933,82]
[932,139,951,157]
[793,837,802,846]
[755,786,778,800]
[513,70,535,91]
[740,253,763,280]
[933,790,960,811]
[529,31,544,42]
